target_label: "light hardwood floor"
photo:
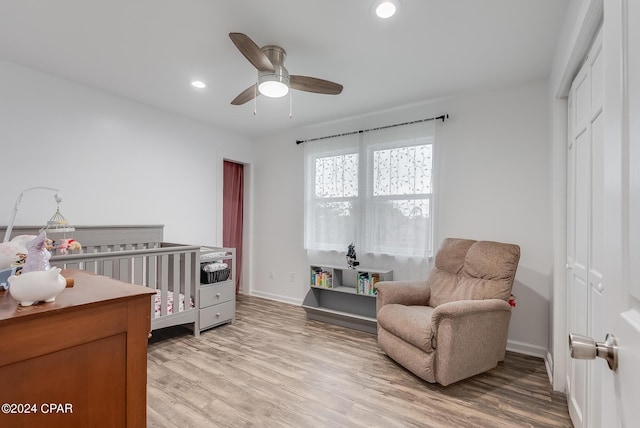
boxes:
[147,294,572,428]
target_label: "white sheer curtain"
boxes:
[304,120,435,258]
[304,133,360,251]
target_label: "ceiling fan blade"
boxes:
[290,75,343,95]
[231,84,259,105]
[229,33,275,72]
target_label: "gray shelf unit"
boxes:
[302,265,392,334]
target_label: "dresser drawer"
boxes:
[200,281,234,308]
[199,300,235,329]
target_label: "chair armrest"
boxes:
[429,299,513,385]
[431,299,512,348]
[431,299,511,325]
[375,280,430,315]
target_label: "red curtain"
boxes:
[223,161,243,293]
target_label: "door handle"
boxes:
[569,333,618,371]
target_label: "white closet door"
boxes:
[566,28,604,428]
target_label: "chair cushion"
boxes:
[463,240,520,281]
[433,238,475,274]
[377,304,435,352]
[429,239,520,307]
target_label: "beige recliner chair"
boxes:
[376,238,520,386]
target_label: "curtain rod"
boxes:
[295,114,448,145]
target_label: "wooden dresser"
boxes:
[0,269,155,428]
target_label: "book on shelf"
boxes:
[311,267,333,288]
[357,272,379,295]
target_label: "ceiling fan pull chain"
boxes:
[253,83,257,116]
[289,90,293,118]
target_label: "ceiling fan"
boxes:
[229,32,343,105]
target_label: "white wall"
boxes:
[0,59,253,245]
[251,79,553,355]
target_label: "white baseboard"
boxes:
[245,290,302,306]
[544,351,554,385]
[506,342,554,384]
[506,339,548,359]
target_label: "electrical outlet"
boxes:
[289,272,296,282]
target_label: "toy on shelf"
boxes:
[346,243,359,268]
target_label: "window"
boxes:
[304,121,435,258]
[366,142,433,256]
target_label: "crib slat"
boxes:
[112,258,121,281]
[184,252,192,303]
[117,257,132,284]
[159,254,169,317]
[133,256,144,285]
[103,260,113,278]
[173,254,178,308]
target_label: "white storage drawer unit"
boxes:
[200,281,235,308]
[200,300,235,329]
[198,247,235,332]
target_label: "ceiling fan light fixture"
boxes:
[258,81,289,98]
[373,0,400,19]
[258,72,290,98]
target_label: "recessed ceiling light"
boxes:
[191,80,206,89]
[372,0,400,19]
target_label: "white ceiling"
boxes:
[0,0,569,139]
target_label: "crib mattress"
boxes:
[154,292,194,318]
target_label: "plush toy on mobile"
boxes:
[55,238,82,255]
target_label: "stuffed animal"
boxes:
[67,240,82,252]
[11,235,53,261]
[10,235,38,249]
[0,242,27,269]
[54,238,82,255]
[21,231,50,274]
[56,239,70,255]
